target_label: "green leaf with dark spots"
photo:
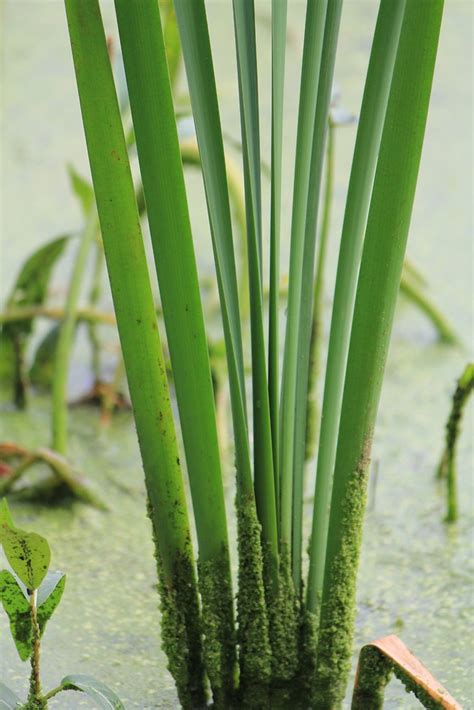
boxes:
[0,570,32,661]
[0,681,22,709]
[61,675,124,709]
[0,526,50,591]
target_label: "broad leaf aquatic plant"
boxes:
[63,0,453,708]
[0,499,122,709]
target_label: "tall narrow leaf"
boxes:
[291,0,343,590]
[232,0,278,580]
[307,0,407,613]
[313,1,445,704]
[268,0,287,511]
[173,0,252,500]
[279,0,328,553]
[113,2,236,698]
[64,2,205,704]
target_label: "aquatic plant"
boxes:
[0,499,122,709]
[63,0,452,707]
[437,362,474,522]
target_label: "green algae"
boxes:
[351,646,392,710]
[313,442,371,709]
[267,546,299,702]
[198,551,237,707]
[352,645,447,710]
[149,502,207,709]
[236,496,271,708]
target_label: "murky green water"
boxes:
[1,2,472,708]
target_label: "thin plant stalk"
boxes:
[291,0,343,590]
[399,272,458,344]
[437,362,474,522]
[233,0,279,582]
[305,119,335,462]
[279,0,328,554]
[268,0,287,508]
[307,0,406,614]
[174,2,273,700]
[64,2,206,705]
[51,209,98,455]
[86,237,104,383]
[313,2,445,705]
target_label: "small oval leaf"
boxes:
[61,675,124,709]
[0,527,50,591]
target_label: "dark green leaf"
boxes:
[0,681,22,709]
[29,324,61,388]
[0,570,32,661]
[0,526,50,591]
[61,675,124,709]
[4,235,70,318]
[67,164,95,216]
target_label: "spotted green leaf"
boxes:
[0,526,50,591]
[0,570,32,661]
[61,675,124,709]
[0,569,66,661]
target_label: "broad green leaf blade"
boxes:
[67,164,95,216]
[0,682,22,709]
[0,570,32,661]
[279,0,328,552]
[307,0,407,614]
[268,0,287,506]
[232,0,278,572]
[0,526,50,590]
[61,675,124,709]
[314,1,445,704]
[291,0,343,590]
[174,0,253,499]
[0,499,14,528]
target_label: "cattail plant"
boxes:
[64,0,450,708]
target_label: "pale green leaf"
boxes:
[0,682,22,709]
[61,675,124,709]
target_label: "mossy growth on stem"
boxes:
[148,503,206,710]
[266,544,299,706]
[351,646,392,710]
[313,441,372,709]
[236,494,271,708]
[437,362,474,523]
[198,550,237,708]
